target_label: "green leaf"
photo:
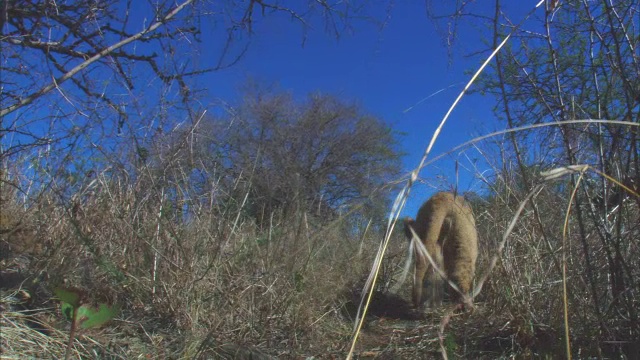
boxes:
[60,302,75,322]
[76,303,119,329]
[54,287,81,308]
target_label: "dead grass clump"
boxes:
[1,159,391,358]
[467,180,640,358]
[1,290,79,358]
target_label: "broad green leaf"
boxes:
[54,287,81,308]
[76,303,119,329]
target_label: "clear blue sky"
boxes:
[4,1,537,217]
[191,1,540,216]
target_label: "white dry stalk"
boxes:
[347,12,516,360]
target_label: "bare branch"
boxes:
[0,0,195,117]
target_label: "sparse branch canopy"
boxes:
[426,1,639,356]
[0,0,199,118]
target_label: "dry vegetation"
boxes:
[2,124,638,359]
[0,159,389,358]
[2,1,639,359]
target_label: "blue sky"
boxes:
[192,1,534,216]
[2,1,540,217]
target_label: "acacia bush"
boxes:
[197,87,400,227]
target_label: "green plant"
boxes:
[443,333,458,358]
[55,287,119,360]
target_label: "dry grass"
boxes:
[1,293,72,359]
[1,132,638,359]
[0,167,391,358]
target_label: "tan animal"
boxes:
[404,192,478,309]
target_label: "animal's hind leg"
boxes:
[413,255,428,309]
[428,247,444,307]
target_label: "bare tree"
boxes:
[195,86,401,226]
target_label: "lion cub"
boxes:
[404,192,478,309]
